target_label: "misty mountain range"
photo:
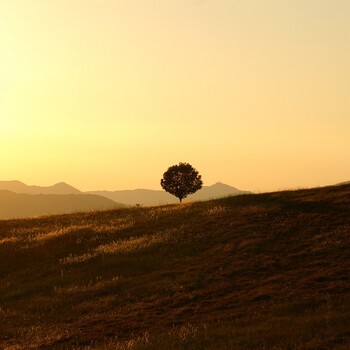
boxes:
[1,180,349,220]
[0,181,82,195]
[0,181,250,219]
[88,182,251,206]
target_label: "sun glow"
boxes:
[0,0,349,191]
[0,115,12,134]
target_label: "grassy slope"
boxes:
[0,185,349,349]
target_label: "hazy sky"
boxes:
[1,0,349,192]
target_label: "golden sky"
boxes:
[1,0,349,192]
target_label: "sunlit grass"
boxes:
[60,226,189,265]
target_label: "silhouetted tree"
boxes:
[160,163,203,202]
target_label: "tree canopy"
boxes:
[160,162,203,202]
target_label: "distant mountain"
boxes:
[0,181,81,195]
[190,182,251,201]
[0,181,250,212]
[89,182,251,206]
[89,189,174,206]
[0,191,123,220]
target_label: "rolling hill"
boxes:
[337,181,350,186]
[0,184,349,349]
[0,191,123,220]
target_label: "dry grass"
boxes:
[0,184,349,349]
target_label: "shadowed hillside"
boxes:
[0,185,349,349]
[0,191,124,219]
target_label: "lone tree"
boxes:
[161,162,203,202]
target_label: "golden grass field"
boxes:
[0,185,349,349]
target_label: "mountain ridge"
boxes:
[0,181,81,195]
[88,182,251,206]
[0,181,251,206]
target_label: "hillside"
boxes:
[0,184,349,349]
[0,191,123,220]
[89,182,250,206]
